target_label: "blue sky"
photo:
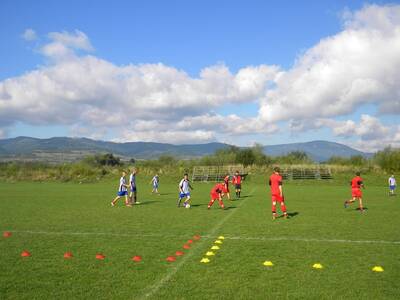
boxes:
[0,0,399,151]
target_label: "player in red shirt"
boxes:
[344,171,365,212]
[223,174,231,200]
[269,167,288,219]
[207,183,226,209]
[232,171,242,198]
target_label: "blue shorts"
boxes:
[130,186,137,192]
[117,191,128,196]
[179,192,190,199]
[390,185,396,191]
[153,183,159,189]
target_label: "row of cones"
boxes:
[166,235,201,262]
[263,260,384,272]
[200,236,225,263]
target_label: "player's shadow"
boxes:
[190,204,207,207]
[138,200,160,205]
[355,207,368,211]
[159,193,171,196]
[224,206,237,210]
[287,212,299,218]
[239,195,252,198]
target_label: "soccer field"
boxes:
[0,177,399,299]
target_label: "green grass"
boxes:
[0,176,399,299]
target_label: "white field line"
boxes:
[141,187,257,299]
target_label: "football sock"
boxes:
[208,199,215,207]
[272,204,276,212]
[218,199,224,208]
[281,203,287,213]
[177,198,182,207]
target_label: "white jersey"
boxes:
[389,177,396,186]
[129,173,136,187]
[119,177,127,192]
[179,179,190,193]
[152,176,159,184]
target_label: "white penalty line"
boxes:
[141,187,257,299]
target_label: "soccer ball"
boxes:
[185,203,191,208]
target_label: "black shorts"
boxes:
[235,184,241,190]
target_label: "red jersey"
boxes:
[224,176,230,185]
[232,175,242,184]
[211,183,226,194]
[351,176,363,189]
[269,173,282,195]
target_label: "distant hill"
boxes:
[263,140,372,162]
[0,137,372,162]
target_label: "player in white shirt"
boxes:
[129,168,140,204]
[389,175,396,196]
[178,173,193,207]
[151,174,160,194]
[111,171,132,207]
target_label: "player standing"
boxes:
[389,175,396,196]
[223,173,231,200]
[178,173,193,207]
[232,171,242,198]
[129,168,140,204]
[111,171,132,207]
[269,167,288,219]
[151,174,160,194]
[344,171,365,212]
[207,183,226,209]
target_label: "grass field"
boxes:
[0,175,399,299]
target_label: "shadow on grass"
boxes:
[138,200,160,205]
[190,204,207,207]
[355,207,368,211]
[287,212,299,218]
[224,206,237,210]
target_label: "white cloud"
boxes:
[22,28,37,41]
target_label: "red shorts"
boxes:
[351,188,362,198]
[211,192,220,200]
[271,194,284,202]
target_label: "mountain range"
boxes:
[0,136,372,162]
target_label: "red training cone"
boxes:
[166,256,176,262]
[132,255,142,262]
[183,244,191,249]
[64,252,73,259]
[187,239,193,244]
[21,250,31,257]
[193,235,201,240]
[175,251,184,256]
[3,231,12,238]
[96,253,105,260]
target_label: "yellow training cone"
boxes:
[211,245,220,250]
[206,251,215,256]
[215,240,223,244]
[200,258,210,263]
[218,236,225,240]
[312,263,323,269]
[372,266,384,272]
[263,261,273,267]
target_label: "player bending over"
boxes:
[269,167,288,219]
[111,171,132,207]
[389,175,396,196]
[150,174,160,194]
[129,168,140,204]
[344,171,365,212]
[178,173,193,207]
[232,171,242,198]
[208,183,226,209]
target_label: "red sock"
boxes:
[272,204,276,213]
[208,199,215,207]
[281,203,287,213]
[218,199,225,208]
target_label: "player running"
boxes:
[207,183,226,209]
[232,171,242,198]
[389,175,396,196]
[223,173,231,200]
[269,167,288,219]
[150,174,160,194]
[129,168,140,204]
[344,171,365,212]
[111,171,132,207]
[178,173,193,207]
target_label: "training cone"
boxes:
[187,240,193,244]
[263,261,274,267]
[183,244,191,249]
[3,231,12,238]
[312,263,323,269]
[175,251,184,256]
[215,240,223,244]
[200,258,210,263]
[194,235,201,240]
[166,256,176,262]
[218,236,225,240]
[63,252,73,259]
[211,245,220,250]
[96,253,105,260]
[21,250,31,257]
[132,256,142,262]
[372,266,384,272]
[206,251,215,256]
